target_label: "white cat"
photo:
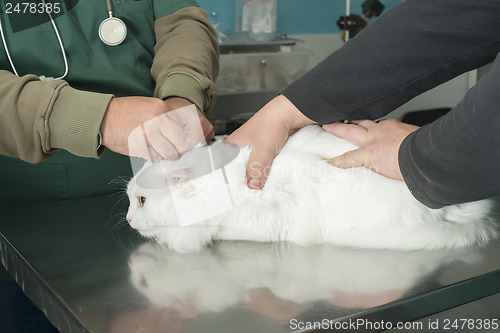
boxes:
[126,125,497,253]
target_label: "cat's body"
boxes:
[126,125,497,253]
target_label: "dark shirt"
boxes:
[281,0,500,208]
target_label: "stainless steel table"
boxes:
[1,195,499,333]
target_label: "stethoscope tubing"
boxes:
[0,0,68,80]
[0,0,126,80]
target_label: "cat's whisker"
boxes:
[106,174,131,192]
[106,212,128,231]
[109,216,127,230]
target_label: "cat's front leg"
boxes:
[156,223,218,253]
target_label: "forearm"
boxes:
[0,71,112,163]
[151,6,219,114]
[282,0,500,124]
[399,57,500,208]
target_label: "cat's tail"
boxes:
[436,199,498,249]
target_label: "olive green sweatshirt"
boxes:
[0,1,219,163]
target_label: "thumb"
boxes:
[246,148,275,189]
[327,149,366,169]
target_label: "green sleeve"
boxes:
[153,0,199,19]
[0,70,112,163]
[48,86,113,159]
[151,6,219,114]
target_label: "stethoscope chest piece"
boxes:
[99,16,127,46]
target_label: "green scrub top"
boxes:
[0,0,197,204]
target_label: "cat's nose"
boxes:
[126,217,132,224]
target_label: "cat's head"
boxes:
[126,161,188,225]
[126,158,224,253]
[126,142,248,253]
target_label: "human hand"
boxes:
[225,95,314,189]
[242,288,310,325]
[323,119,419,180]
[163,97,215,144]
[100,96,212,161]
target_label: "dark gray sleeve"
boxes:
[281,0,500,124]
[399,56,500,208]
[281,0,500,208]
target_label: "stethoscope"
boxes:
[99,0,127,46]
[0,0,127,81]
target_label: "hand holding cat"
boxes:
[226,95,314,189]
[226,95,418,188]
[323,119,419,181]
[100,96,213,161]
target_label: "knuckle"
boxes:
[247,160,271,179]
[343,151,354,162]
[149,99,168,116]
[333,153,352,168]
[144,110,162,122]
[382,119,398,127]
[344,123,357,135]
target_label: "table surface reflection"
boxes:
[1,195,499,333]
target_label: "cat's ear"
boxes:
[164,166,193,186]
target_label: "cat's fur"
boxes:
[126,125,497,253]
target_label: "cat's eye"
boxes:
[138,196,146,207]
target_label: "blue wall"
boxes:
[197,0,404,34]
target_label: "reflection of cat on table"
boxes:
[124,241,479,328]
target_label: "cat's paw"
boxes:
[157,226,215,253]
